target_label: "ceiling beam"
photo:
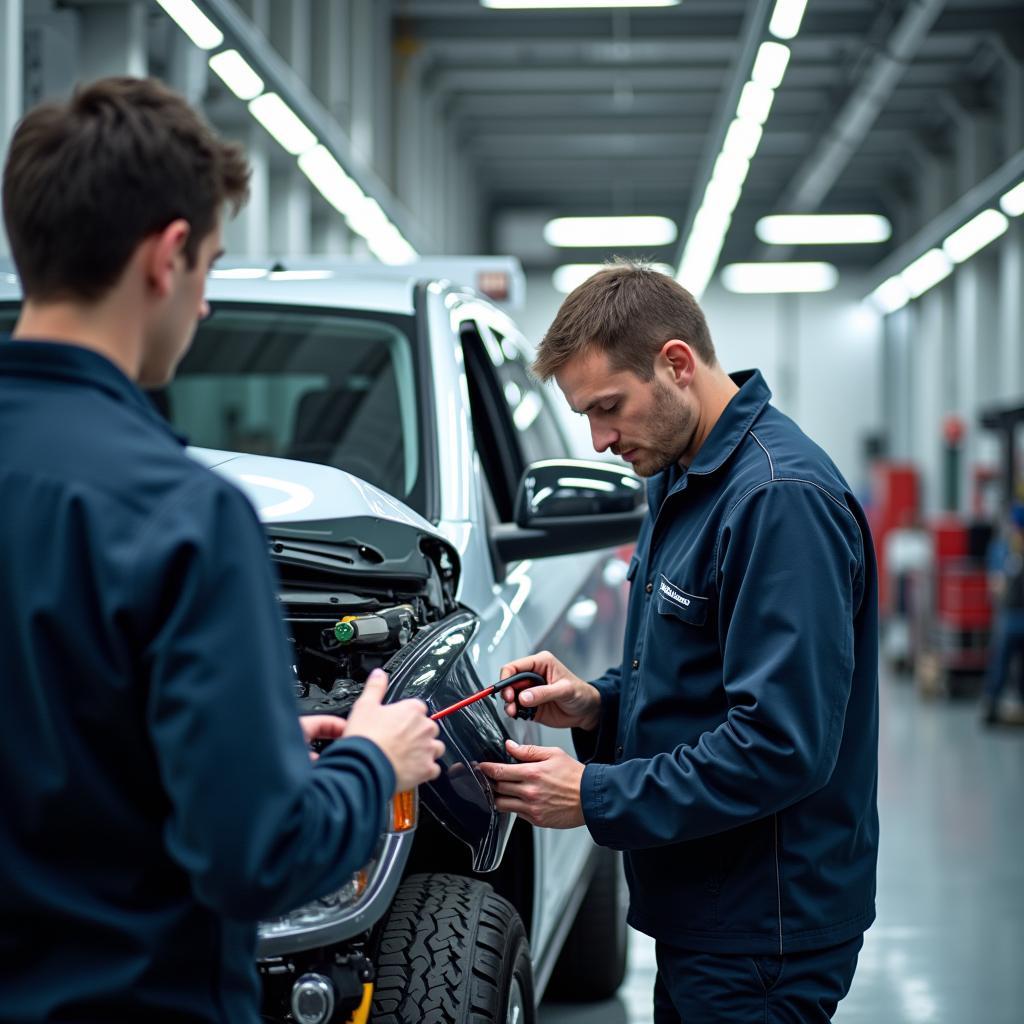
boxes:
[774,0,948,214]
[864,145,1024,295]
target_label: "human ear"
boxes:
[660,339,696,387]
[144,218,191,298]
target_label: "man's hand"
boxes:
[479,740,585,829]
[498,651,601,731]
[299,714,346,760]
[344,670,445,791]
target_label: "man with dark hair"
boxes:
[0,77,443,1023]
[481,262,879,1021]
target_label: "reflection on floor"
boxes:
[539,669,1024,1023]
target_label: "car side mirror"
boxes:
[514,459,645,525]
[492,460,646,561]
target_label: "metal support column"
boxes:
[78,1,147,81]
[0,0,23,260]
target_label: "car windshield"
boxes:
[168,304,424,511]
[0,302,426,515]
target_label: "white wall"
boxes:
[518,271,883,490]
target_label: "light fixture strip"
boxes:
[544,215,678,248]
[675,11,796,298]
[155,0,418,264]
[900,248,953,299]
[247,93,318,156]
[153,0,223,50]
[1001,180,1024,217]
[942,208,1009,264]
[768,0,809,41]
[208,49,263,101]
[756,214,893,245]
[481,0,680,8]
[721,261,838,294]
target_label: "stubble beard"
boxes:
[628,380,697,478]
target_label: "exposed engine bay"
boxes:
[270,535,459,719]
[287,593,431,716]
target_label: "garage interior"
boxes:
[2,1,1024,1021]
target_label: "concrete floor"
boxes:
[539,669,1024,1023]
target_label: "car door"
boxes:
[458,313,632,949]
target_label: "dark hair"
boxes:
[533,259,715,382]
[2,76,250,302]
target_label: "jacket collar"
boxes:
[686,368,771,478]
[646,369,771,510]
[0,338,188,445]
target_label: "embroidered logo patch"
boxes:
[659,578,691,607]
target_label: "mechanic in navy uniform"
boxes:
[0,77,443,1023]
[481,262,879,1021]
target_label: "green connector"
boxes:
[334,620,356,644]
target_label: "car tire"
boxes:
[545,847,628,1002]
[371,872,535,1024]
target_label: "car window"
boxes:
[496,354,569,466]
[480,323,570,464]
[460,321,522,523]
[163,305,425,513]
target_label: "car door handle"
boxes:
[566,597,599,631]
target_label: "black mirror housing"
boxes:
[494,460,646,561]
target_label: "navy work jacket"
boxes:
[576,369,879,955]
[0,341,394,1023]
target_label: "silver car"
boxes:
[0,262,641,1024]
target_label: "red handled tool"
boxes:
[430,671,546,722]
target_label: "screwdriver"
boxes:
[430,671,546,722]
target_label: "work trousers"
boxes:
[984,610,1024,702]
[653,933,863,1023]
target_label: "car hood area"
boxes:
[191,447,460,590]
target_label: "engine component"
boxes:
[330,604,415,648]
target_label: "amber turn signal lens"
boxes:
[390,790,417,833]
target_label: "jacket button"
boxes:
[645,582,653,594]
[631,659,640,670]
[615,745,623,758]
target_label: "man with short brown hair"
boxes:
[0,77,442,1023]
[481,262,879,1021]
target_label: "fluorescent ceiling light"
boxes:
[367,225,417,265]
[677,233,726,299]
[721,262,838,294]
[543,215,678,247]
[154,0,223,49]
[942,208,1008,263]
[268,270,335,281]
[722,118,763,160]
[712,152,751,190]
[736,80,775,125]
[1000,180,1024,217]
[769,0,808,40]
[751,41,791,89]
[756,213,892,245]
[900,248,952,298]
[346,195,391,239]
[297,145,365,215]
[210,267,269,280]
[869,275,910,315]
[703,177,742,216]
[553,262,672,294]
[208,49,264,101]
[481,0,680,7]
[248,93,317,155]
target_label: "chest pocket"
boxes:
[655,573,709,627]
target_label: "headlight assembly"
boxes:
[256,791,418,955]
